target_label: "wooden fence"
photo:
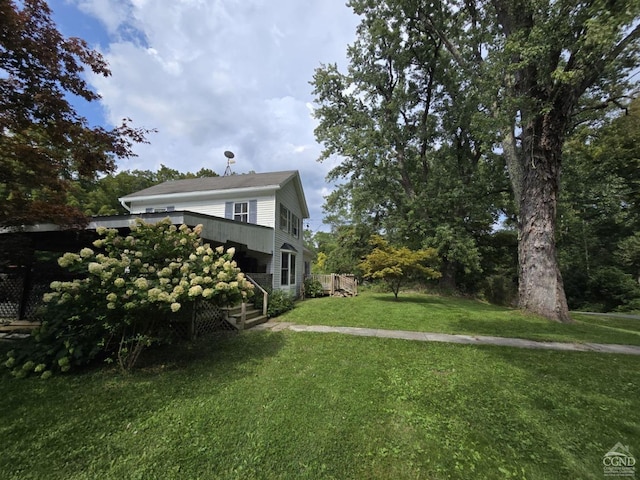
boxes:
[306,274,358,297]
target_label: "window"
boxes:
[279,204,300,238]
[226,200,257,223]
[289,253,296,285]
[281,252,289,286]
[234,202,249,222]
[280,204,289,231]
[281,251,296,286]
[145,207,154,213]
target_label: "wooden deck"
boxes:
[307,274,358,297]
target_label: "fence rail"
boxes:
[307,274,358,297]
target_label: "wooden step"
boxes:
[244,315,269,329]
[0,321,40,332]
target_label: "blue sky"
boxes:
[47,0,360,231]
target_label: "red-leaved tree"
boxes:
[0,0,151,227]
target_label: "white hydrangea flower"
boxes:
[188,285,203,297]
[88,262,103,274]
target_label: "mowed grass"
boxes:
[1,331,639,480]
[282,291,640,345]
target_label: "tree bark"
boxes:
[517,116,572,323]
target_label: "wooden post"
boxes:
[18,265,32,320]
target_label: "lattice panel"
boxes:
[0,273,24,320]
[169,300,236,340]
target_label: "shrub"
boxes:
[267,290,295,318]
[303,277,324,298]
[482,274,517,306]
[359,235,440,299]
[587,266,640,312]
[4,219,254,377]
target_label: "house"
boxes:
[116,170,311,296]
[0,170,312,323]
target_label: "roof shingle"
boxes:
[120,170,298,199]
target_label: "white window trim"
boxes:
[279,204,300,238]
[281,251,297,286]
[234,201,249,223]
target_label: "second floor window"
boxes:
[225,200,257,224]
[279,204,300,238]
[234,202,249,222]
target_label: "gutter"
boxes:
[118,185,280,205]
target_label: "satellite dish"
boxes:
[223,150,236,176]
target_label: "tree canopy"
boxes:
[0,0,150,227]
[312,0,640,321]
[359,235,441,299]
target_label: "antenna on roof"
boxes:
[223,150,235,176]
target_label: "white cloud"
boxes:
[70,0,359,229]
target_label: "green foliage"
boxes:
[359,235,440,299]
[0,0,149,226]
[3,219,254,376]
[266,290,295,318]
[482,274,518,307]
[311,251,328,274]
[313,0,640,321]
[66,165,220,216]
[303,277,324,298]
[586,267,640,312]
[559,99,640,311]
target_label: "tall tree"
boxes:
[558,98,640,311]
[312,0,507,291]
[314,0,640,321]
[0,0,149,227]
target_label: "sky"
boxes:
[49,0,361,232]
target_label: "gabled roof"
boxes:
[120,170,298,199]
[119,170,310,218]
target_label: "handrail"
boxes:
[246,274,268,317]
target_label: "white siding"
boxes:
[273,181,306,296]
[129,194,275,228]
[124,177,307,295]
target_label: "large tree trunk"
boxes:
[516,117,572,323]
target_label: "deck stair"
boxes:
[224,303,268,330]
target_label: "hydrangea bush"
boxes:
[4,219,254,377]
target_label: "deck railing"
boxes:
[307,274,358,296]
[246,274,268,317]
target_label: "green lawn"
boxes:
[282,291,640,345]
[1,331,638,479]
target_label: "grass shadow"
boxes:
[0,330,289,479]
[135,330,286,373]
